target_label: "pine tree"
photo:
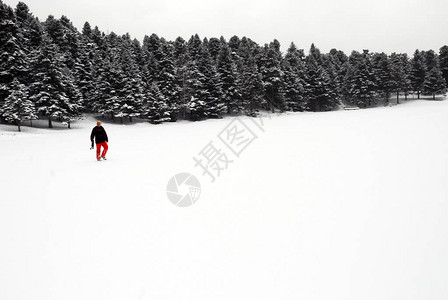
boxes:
[60,16,81,69]
[44,16,65,50]
[389,53,411,104]
[242,57,265,116]
[228,35,241,53]
[207,37,221,63]
[29,34,82,128]
[173,37,187,66]
[304,52,338,111]
[143,82,171,124]
[92,32,129,122]
[73,35,95,111]
[0,1,28,112]
[328,48,348,88]
[82,21,92,38]
[237,36,257,66]
[259,41,286,112]
[91,50,113,116]
[196,44,225,118]
[217,43,241,114]
[372,52,392,103]
[323,49,346,103]
[15,2,43,51]
[438,45,448,86]
[282,43,305,111]
[156,42,181,121]
[409,50,426,99]
[0,78,36,131]
[116,34,145,122]
[423,61,446,100]
[343,50,378,108]
[184,60,208,121]
[187,34,202,60]
[59,71,83,128]
[143,33,162,60]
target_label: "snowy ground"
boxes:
[1,99,448,300]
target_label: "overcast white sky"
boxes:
[3,0,448,54]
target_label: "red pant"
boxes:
[96,142,108,159]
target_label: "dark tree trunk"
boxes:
[396,91,400,104]
[417,91,420,99]
[120,117,123,124]
[68,120,71,129]
[433,93,436,100]
[129,116,133,122]
[48,117,53,128]
[17,121,21,132]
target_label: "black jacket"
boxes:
[90,126,108,144]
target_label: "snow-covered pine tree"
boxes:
[173,37,187,67]
[217,43,242,114]
[328,48,348,94]
[73,34,95,111]
[242,56,265,116]
[93,32,127,121]
[156,41,181,121]
[143,33,162,56]
[409,50,426,99]
[131,38,146,74]
[237,36,257,66]
[282,42,305,111]
[58,70,83,128]
[0,1,28,119]
[81,21,92,38]
[207,37,221,63]
[308,43,323,65]
[304,48,338,111]
[228,35,241,53]
[90,50,113,116]
[320,53,341,108]
[60,16,81,69]
[29,33,82,128]
[389,53,411,103]
[90,25,105,50]
[0,78,36,131]
[14,2,43,52]
[343,50,378,108]
[184,60,208,121]
[422,67,446,100]
[438,46,448,87]
[187,34,202,61]
[143,82,171,124]
[44,15,65,46]
[196,43,225,118]
[172,37,189,119]
[422,52,446,100]
[371,52,392,103]
[259,41,286,112]
[112,34,145,122]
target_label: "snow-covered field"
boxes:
[1,99,448,300]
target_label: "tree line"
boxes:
[1,1,447,131]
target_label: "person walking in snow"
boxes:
[90,121,108,161]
